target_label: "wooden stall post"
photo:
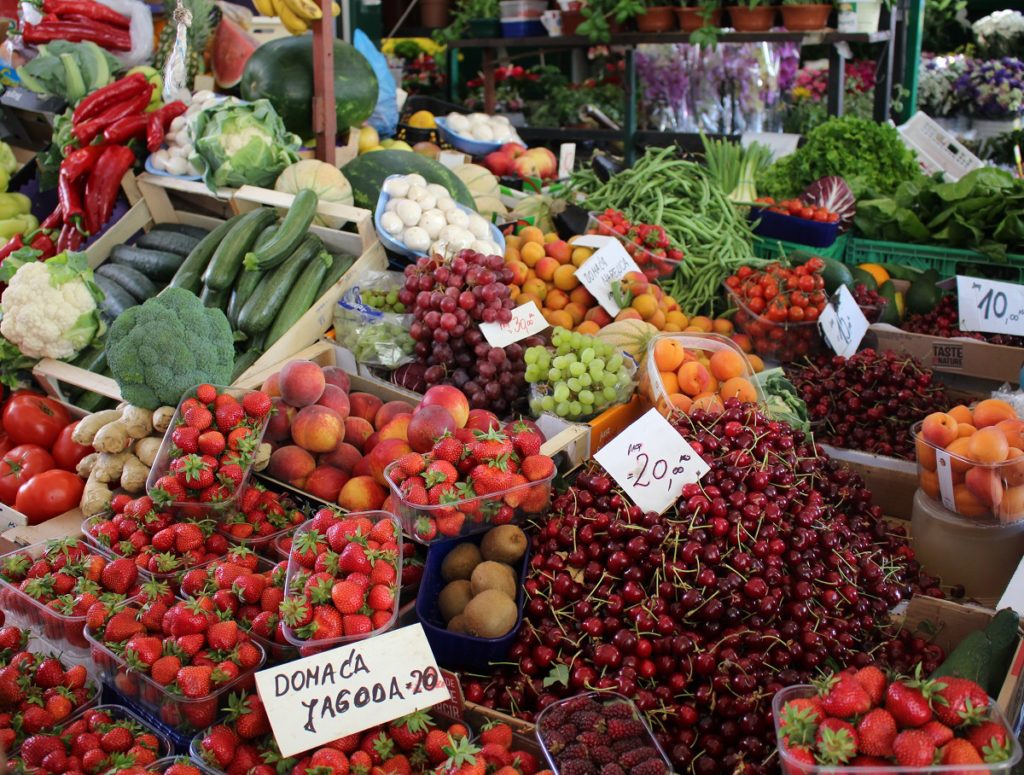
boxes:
[312,13,338,166]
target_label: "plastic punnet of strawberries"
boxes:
[776,667,1017,771]
[216,481,307,547]
[591,208,684,280]
[281,508,402,652]
[130,759,206,775]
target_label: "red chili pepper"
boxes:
[62,144,105,183]
[30,232,57,259]
[38,205,64,232]
[146,101,186,153]
[85,145,135,234]
[22,20,130,49]
[42,0,130,27]
[72,85,152,146]
[72,72,147,125]
[105,114,148,145]
[0,234,24,262]
[58,163,87,234]
[56,222,73,253]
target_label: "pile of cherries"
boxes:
[903,294,1024,347]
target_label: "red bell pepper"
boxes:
[22,20,131,49]
[72,72,147,125]
[42,0,130,28]
[146,101,187,153]
[104,114,148,145]
[30,232,57,259]
[84,145,135,234]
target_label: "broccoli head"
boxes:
[105,288,235,409]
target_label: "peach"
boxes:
[279,360,326,407]
[465,409,501,433]
[352,457,372,478]
[321,442,362,474]
[997,419,1024,450]
[378,414,412,443]
[535,256,558,283]
[343,416,374,451]
[921,412,959,448]
[267,445,316,487]
[408,405,457,452]
[321,366,351,393]
[954,483,990,520]
[676,361,714,397]
[337,476,386,511]
[546,240,571,264]
[965,465,1004,508]
[584,307,613,327]
[367,438,412,485]
[304,465,350,502]
[290,405,345,454]
[506,260,529,286]
[967,426,1009,464]
[264,398,296,444]
[261,372,281,397]
[375,401,416,430]
[973,398,1017,428]
[349,392,384,424]
[948,404,974,425]
[916,433,937,472]
[317,385,350,420]
[998,485,1024,522]
[420,385,470,428]
[731,333,753,353]
[363,431,381,454]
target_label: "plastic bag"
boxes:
[333,270,414,370]
[353,29,398,139]
[19,0,152,68]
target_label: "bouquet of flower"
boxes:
[466,65,540,112]
[973,10,1024,61]
[955,57,1024,119]
[917,54,967,118]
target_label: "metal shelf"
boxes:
[448,29,892,48]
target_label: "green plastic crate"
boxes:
[753,233,849,262]
[846,238,1024,282]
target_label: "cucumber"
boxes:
[94,274,138,321]
[243,188,319,272]
[169,214,245,293]
[150,223,210,240]
[316,253,356,299]
[75,390,113,413]
[237,234,323,336]
[932,630,992,688]
[70,343,107,373]
[96,263,158,302]
[231,348,264,381]
[109,245,184,282]
[985,609,1020,696]
[203,208,276,290]
[265,250,332,347]
[135,230,200,256]
[199,284,229,310]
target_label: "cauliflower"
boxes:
[0,251,104,360]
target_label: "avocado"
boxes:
[906,270,943,315]
[877,280,902,325]
[850,267,878,291]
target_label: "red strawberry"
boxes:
[195,384,218,404]
[217,463,244,491]
[367,584,394,611]
[104,610,145,642]
[331,580,365,615]
[227,692,271,739]
[424,460,458,488]
[302,606,343,640]
[184,406,213,431]
[480,721,513,748]
[470,428,513,461]
[342,613,373,637]
[856,708,897,758]
[853,665,887,706]
[100,557,138,594]
[885,669,943,728]
[34,657,64,688]
[778,698,823,747]
[177,665,213,698]
[940,738,984,765]
[920,719,953,747]
[892,729,936,767]
[215,402,245,433]
[207,620,239,650]
[818,673,872,719]
[396,453,427,477]
[412,517,437,541]
[200,724,238,768]
[178,455,215,490]
[432,434,465,465]
[171,425,200,453]
[435,511,465,537]
[151,654,181,686]
[100,726,133,752]
[815,718,858,765]
[509,421,543,458]
[174,522,205,553]
[242,391,272,419]
[198,431,226,456]
[934,677,989,727]
[965,720,1013,761]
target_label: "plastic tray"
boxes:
[897,111,984,182]
[753,233,850,262]
[280,513,403,655]
[500,0,548,17]
[103,682,199,754]
[145,385,271,518]
[846,237,1024,283]
[585,212,682,279]
[772,684,1022,774]
[501,18,546,36]
[415,533,528,672]
[148,756,219,774]
[750,208,840,248]
[375,175,505,258]
[435,116,505,156]
[49,704,175,762]
[144,154,202,182]
[384,462,555,544]
[724,284,824,362]
[214,483,309,554]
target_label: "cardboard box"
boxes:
[820,444,918,521]
[534,396,646,471]
[867,324,1024,384]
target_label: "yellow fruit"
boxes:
[388,140,413,151]
[357,125,380,154]
[408,111,437,129]
[894,291,906,319]
[858,263,890,286]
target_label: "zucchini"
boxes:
[316,253,356,299]
[150,223,210,240]
[199,284,229,310]
[203,208,276,290]
[70,343,107,372]
[109,245,184,282]
[94,274,138,321]
[135,230,200,256]
[243,188,318,272]
[169,213,245,293]
[985,609,1019,696]
[75,390,113,413]
[265,250,332,347]
[237,234,323,336]
[932,630,991,688]
[96,263,159,302]
[231,348,264,381]
[228,266,264,326]
[254,224,277,250]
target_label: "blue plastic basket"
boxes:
[751,208,840,248]
[435,116,504,156]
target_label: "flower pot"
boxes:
[636,6,677,31]
[562,8,583,33]
[780,3,831,29]
[727,5,776,30]
[468,17,501,36]
[421,0,450,27]
[676,6,722,31]
[973,118,1017,140]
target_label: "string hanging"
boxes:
[163,0,191,103]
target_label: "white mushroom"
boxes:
[383,177,410,198]
[395,199,423,227]
[380,211,403,236]
[403,226,431,253]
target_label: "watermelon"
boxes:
[240,36,378,138]
[343,151,475,210]
[212,18,257,89]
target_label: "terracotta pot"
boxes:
[421,0,450,27]
[727,4,776,30]
[636,5,677,31]
[675,6,722,31]
[780,3,831,29]
[562,8,584,33]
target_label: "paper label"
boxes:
[934,448,956,512]
[594,408,710,514]
[558,143,576,179]
[438,151,468,170]
[479,301,549,347]
[572,236,642,316]
[434,670,465,720]
[957,276,1024,336]
[740,132,801,160]
[819,285,869,358]
[255,625,450,757]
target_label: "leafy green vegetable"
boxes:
[854,167,1024,262]
[191,99,301,190]
[757,116,922,200]
[16,41,120,104]
[756,368,810,433]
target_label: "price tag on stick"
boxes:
[571,235,643,316]
[254,624,450,757]
[594,408,710,514]
[957,276,1024,336]
[479,300,549,348]
[818,284,869,358]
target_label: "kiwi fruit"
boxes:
[447,614,468,633]
[462,589,518,638]
[437,580,474,622]
[470,561,516,599]
[441,543,482,581]
[480,525,528,564]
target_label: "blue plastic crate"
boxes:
[501,18,545,36]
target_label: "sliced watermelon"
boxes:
[212,18,257,89]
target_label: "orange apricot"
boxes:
[997,485,1024,522]
[615,308,643,321]
[521,279,547,301]
[916,434,937,471]
[575,320,600,335]
[677,362,714,397]
[1006,447,1024,487]
[948,404,974,425]
[543,231,560,244]
[946,437,974,475]
[709,350,747,382]
[711,318,734,335]
[957,423,976,438]
[631,294,659,320]
[691,394,724,415]
[747,355,765,373]
[967,426,1009,464]
[569,286,595,306]
[535,257,559,282]
[505,235,522,250]
[668,393,693,413]
[654,339,686,372]
[965,465,1004,508]
[520,241,545,267]
[919,467,940,500]
[584,306,613,327]
[546,239,571,263]
[954,483,990,519]
[690,315,714,333]
[571,247,593,267]
[519,225,544,245]
[648,310,666,330]
[546,310,573,329]
[730,333,753,353]
[720,376,758,403]
[921,412,959,448]
[552,264,579,291]
[660,371,680,395]
[666,311,689,329]
[563,302,586,327]
[997,419,1024,450]
[973,398,1017,428]
[545,289,569,311]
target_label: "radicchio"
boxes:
[802,176,856,231]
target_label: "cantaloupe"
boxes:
[596,319,659,360]
[275,160,354,228]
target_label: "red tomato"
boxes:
[51,422,92,472]
[0,445,55,506]
[0,432,13,459]
[798,206,815,220]
[15,470,84,525]
[813,210,830,223]
[2,395,71,449]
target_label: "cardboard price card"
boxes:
[572,235,642,316]
[480,300,549,348]
[957,276,1024,336]
[255,625,450,757]
[819,284,869,358]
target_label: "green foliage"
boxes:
[433,0,500,45]
[922,0,971,55]
[576,0,644,42]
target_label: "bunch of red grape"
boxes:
[396,250,542,415]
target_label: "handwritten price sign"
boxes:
[572,235,643,316]
[594,409,709,514]
[255,625,450,757]
[818,284,869,358]
[480,300,549,348]
[957,276,1024,336]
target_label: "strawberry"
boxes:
[885,668,944,728]
[339,543,372,575]
[853,665,887,706]
[198,431,226,456]
[778,698,823,747]
[176,665,213,698]
[242,391,272,419]
[892,729,936,767]
[814,717,857,765]
[195,384,218,404]
[171,425,200,454]
[184,406,213,431]
[520,454,555,482]
[432,434,466,465]
[856,708,897,758]
[508,420,543,458]
[469,428,513,461]
[424,460,458,488]
[301,606,344,640]
[207,620,239,650]
[424,729,451,764]
[100,726,133,752]
[33,657,65,688]
[100,557,138,594]
[367,584,394,611]
[436,511,466,537]
[215,402,245,433]
[965,720,1013,761]
[103,610,145,642]
[331,580,366,614]
[934,677,989,727]
[817,673,872,719]
[940,738,984,765]
[201,724,238,768]
[342,613,373,637]
[413,517,437,541]
[480,721,513,748]
[150,654,181,686]
[178,455,215,490]
[396,452,427,477]
[920,719,953,747]
[388,710,431,751]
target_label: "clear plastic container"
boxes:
[280,513,403,655]
[83,613,265,733]
[214,485,309,554]
[772,684,1022,774]
[45,704,175,763]
[0,540,142,655]
[912,419,1024,524]
[145,385,271,518]
[535,691,672,774]
[384,461,555,545]
[148,756,218,774]
[586,212,683,280]
[528,353,637,423]
[638,331,766,418]
[724,284,824,363]
[500,0,549,17]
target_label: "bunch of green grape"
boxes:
[362,288,407,313]
[525,327,635,420]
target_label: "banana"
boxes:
[284,0,322,22]
[271,0,308,33]
[252,0,274,17]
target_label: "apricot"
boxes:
[1006,447,1024,487]
[518,225,544,245]
[709,350,746,382]
[504,247,521,264]
[632,294,659,320]
[668,393,693,413]
[967,426,1009,464]
[711,318,734,335]
[965,465,1004,508]
[506,260,529,286]
[584,306,613,327]
[569,286,594,307]
[563,302,587,327]
[747,355,765,373]
[666,311,689,329]
[946,437,974,475]
[552,264,579,291]
[576,321,600,335]
[505,235,522,250]
[998,484,1024,522]
[921,412,959,448]
[973,398,1017,428]
[547,310,573,329]
[997,419,1024,450]
[954,483,991,519]
[545,289,568,311]
[544,231,560,244]
[916,434,937,472]
[546,240,571,263]
[535,257,559,282]
[571,247,593,267]
[690,316,714,333]
[957,423,976,438]
[677,361,714,397]
[919,468,940,500]
[615,308,643,321]
[521,279,547,301]
[520,241,545,267]
[516,292,543,309]
[947,404,973,425]
[730,333,753,353]
[660,371,680,395]
[720,376,758,403]
[654,339,686,372]
[691,394,724,415]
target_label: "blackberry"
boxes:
[542,730,568,754]
[591,745,616,765]
[601,765,626,775]
[578,731,603,748]
[607,718,646,740]
[611,739,635,754]
[570,710,602,728]
[558,758,594,775]
[602,701,634,720]
[619,747,662,768]
[632,759,669,775]
[561,742,588,761]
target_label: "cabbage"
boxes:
[191,99,301,190]
[802,176,856,231]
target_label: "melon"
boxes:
[275,160,354,229]
[211,18,257,89]
[342,150,474,210]
[595,319,659,360]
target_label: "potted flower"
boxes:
[677,0,721,33]
[727,0,776,31]
[779,0,831,30]
[636,0,677,32]
[575,0,644,40]
[433,0,501,42]
[955,57,1024,139]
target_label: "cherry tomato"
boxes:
[798,275,815,292]
[788,306,806,322]
[0,444,55,506]
[748,297,766,314]
[827,212,841,223]
[51,422,92,472]
[763,284,779,301]
[2,394,71,449]
[15,470,84,525]
[813,210,830,222]
[798,207,815,220]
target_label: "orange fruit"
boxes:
[520,241,545,267]
[720,376,757,403]
[535,257,559,282]
[631,294,659,320]
[711,318,734,335]
[576,320,600,335]
[660,371,680,395]
[545,289,568,311]
[690,315,713,333]
[552,264,579,291]
[948,404,973,425]
[563,302,586,326]
[973,398,1017,428]
[691,394,724,415]
[669,393,692,413]
[519,225,544,245]
[654,339,686,372]
[709,350,746,381]
[967,426,1009,464]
